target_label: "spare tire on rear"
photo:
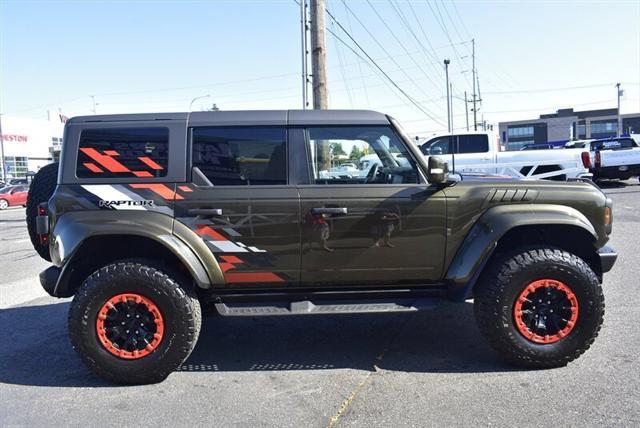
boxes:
[26,162,58,261]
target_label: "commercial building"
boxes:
[498,108,640,151]
[0,116,64,182]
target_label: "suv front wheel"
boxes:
[68,261,202,384]
[474,247,604,368]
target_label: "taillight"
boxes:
[581,151,591,169]
[595,151,601,169]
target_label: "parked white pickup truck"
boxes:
[580,137,640,181]
[419,131,591,180]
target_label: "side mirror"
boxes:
[426,156,449,184]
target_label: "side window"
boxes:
[306,126,419,185]
[192,127,287,186]
[457,135,489,153]
[76,128,169,178]
[421,137,451,155]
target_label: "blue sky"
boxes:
[1,0,639,136]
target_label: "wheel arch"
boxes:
[445,204,600,301]
[50,211,224,297]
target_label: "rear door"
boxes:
[297,125,446,287]
[173,126,301,286]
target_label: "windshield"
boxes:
[0,186,13,194]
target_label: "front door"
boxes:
[298,125,446,287]
[174,126,300,286]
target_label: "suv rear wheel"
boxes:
[474,247,604,368]
[68,260,202,384]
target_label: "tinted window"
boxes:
[592,138,636,151]
[421,135,489,154]
[421,137,451,155]
[192,127,287,186]
[306,126,419,185]
[76,128,169,178]
[458,135,489,153]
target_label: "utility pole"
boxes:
[300,0,310,109]
[616,83,623,137]
[464,90,469,131]
[310,0,328,109]
[471,38,477,130]
[444,59,451,133]
[90,95,97,115]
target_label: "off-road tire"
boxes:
[26,162,59,261]
[474,247,604,368]
[68,261,202,384]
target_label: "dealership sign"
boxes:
[1,134,29,142]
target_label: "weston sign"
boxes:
[0,134,29,142]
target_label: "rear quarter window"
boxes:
[458,135,489,153]
[76,128,169,178]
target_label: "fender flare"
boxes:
[51,211,223,296]
[445,204,597,301]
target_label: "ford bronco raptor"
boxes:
[29,110,617,384]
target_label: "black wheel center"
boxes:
[103,301,158,352]
[519,287,574,336]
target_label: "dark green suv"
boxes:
[28,110,617,384]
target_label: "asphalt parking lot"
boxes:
[1,179,639,427]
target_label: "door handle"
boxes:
[310,207,348,215]
[188,208,223,216]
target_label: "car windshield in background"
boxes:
[0,187,13,194]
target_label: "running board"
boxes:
[214,298,439,316]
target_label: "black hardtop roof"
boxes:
[68,109,390,126]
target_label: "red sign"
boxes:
[0,134,28,142]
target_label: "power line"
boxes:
[324,20,446,125]
[340,0,370,107]
[484,83,630,95]
[364,0,443,97]
[336,0,445,119]
[387,0,445,79]
[439,0,467,48]
[450,0,473,40]
[425,0,472,87]
[329,18,354,107]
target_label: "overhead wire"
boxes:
[324,21,446,126]
[363,0,445,99]
[336,0,446,121]
[425,0,472,87]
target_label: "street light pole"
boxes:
[444,59,451,133]
[616,83,622,137]
[189,94,211,112]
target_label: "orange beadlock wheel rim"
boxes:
[513,279,579,344]
[95,293,164,360]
